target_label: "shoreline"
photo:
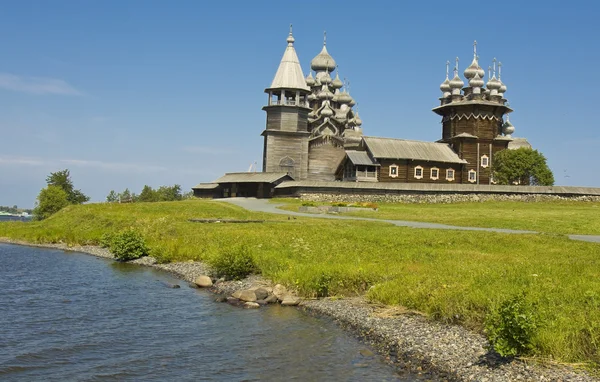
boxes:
[1,238,596,381]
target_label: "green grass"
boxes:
[273,198,600,235]
[1,199,600,366]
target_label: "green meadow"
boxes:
[1,199,599,366]
[274,198,600,235]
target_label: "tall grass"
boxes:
[1,199,599,366]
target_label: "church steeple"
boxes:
[268,25,310,92]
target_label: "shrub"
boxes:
[210,245,256,280]
[485,292,540,357]
[301,201,316,207]
[99,232,113,248]
[110,229,149,262]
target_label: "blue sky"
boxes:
[1,0,599,207]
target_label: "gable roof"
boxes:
[363,136,467,164]
[346,150,380,166]
[213,172,293,184]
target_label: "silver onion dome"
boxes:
[449,73,464,89]
[305,72,315,87]
[311,45,336,72]
[469,72,484,88]
[337,90,352,104]
[331,73,343,89]
[486,75,501,90]
[440,78,451,93]
[320,103,334,117]
[318,86,334,100]
[503,118,515,136]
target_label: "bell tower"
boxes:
[433,42,514,185]
[261,26,311,180]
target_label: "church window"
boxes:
[468,169,477,183]
[481,155,489,168]
[414,166,424,179]
[279,156,295,175]
[389,164,399,178]
[430,167,439,180]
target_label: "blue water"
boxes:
[0,244,412,381]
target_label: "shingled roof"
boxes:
[363,136,467,164]
[213,172,292,184]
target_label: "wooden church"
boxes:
[194,28,531,198]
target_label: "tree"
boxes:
[119,188,132,203]
[157,184,182,201]
[106,190,119,203]
[492,148,554,186]
[46,169,90,204]
[138,185,159,202]
[33,185,69,220]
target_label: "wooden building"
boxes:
[194,33,533,197]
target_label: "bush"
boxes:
[110,229,149,262]
[33,185,70,220]
[301,201,316,207]
[485,292,540,357]
[210,245,256,280]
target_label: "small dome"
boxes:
[499,80,507,94]
[469,72,484,88]
[318,86,334,100]
[440,78,451,93]
[464,57,485,80]
[348,96,356,107]
[449,73,464,89]
[320,103,334,117]
[307,93,317,101]
[332,73,343,89]
[332,89,340,102]
[486,75,501,90]
[305,72,315,87]
[320,72,332,85]
[503,118,515,136]
[337,90,352,104]
[311,45,336,72]
[354,112,362,126]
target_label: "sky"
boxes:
[1,0,599,208]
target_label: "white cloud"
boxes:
[0,73,82,96]
[0,156,46,166]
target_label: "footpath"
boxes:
[220,198,600,243]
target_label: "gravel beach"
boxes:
[2,238,597,381]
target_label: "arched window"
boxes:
[279,156,295,175]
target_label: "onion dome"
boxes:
[307,93,317,101]
[332,89,340,102]
[337,90,352,104]
[332,73,343,89]
[486,75,501,90]
[469,72,484,88]
[348,96,356,107]
[305,72,315,87]
[354,112,362,126]
[318,85,334,100]
[440,78,451,93]
[503,117,515,136]
[499,80,507,94]
[311,44,336,72]
[464,58,485,80]
[449,72,464,90]
[320,71,332,85]
[320,103,334,117]
[498,61,507,94]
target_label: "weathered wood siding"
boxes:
[308,142,346,181]
[263,133,309,180]
[263,106,309,132]
[378,159,463,183]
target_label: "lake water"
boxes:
[0,244,412,381]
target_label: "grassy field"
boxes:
[273,198,600,235]
[1,199,599,366]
